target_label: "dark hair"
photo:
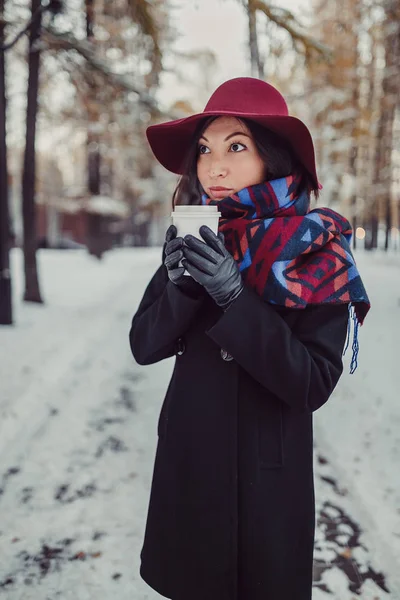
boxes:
[172,116,319,208]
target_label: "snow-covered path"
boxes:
[313,250,400,597]
[0,247,398,599]
[0,249,165,599]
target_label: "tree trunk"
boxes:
[247,0,264,78]
[22,0,43,303]
[348,0,362,250]
[364,213,378,250]
[85,0,104,258]
[85,0,94,37]
[0,0,12,323]
[384,193,391,250]
[370,0,400,252]
[349,144,358,251]
[362,21,379,250]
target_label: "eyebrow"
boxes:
[199,131,252,143]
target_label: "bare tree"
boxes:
[370,0,400,251]
[248,0,264,77]
[0,0,12,323]
[85,0,103,258]
[237,0,331,77]
[347,0,362,249]
[126,0,163,87]
[21,0,43,303]
[306,0,368,224]
[84,0,163,258]
[358,19,380,250]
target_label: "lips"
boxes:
[209,186,233,199]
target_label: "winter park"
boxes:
[1,1,400,599]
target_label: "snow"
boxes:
[0,246,399,598]
[314,248,400,594]
[0,247,165,599]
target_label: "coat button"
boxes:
[220,348,233,361]
[176,338,186,356]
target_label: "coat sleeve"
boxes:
[206,285,349,412]
[129,261,205,366]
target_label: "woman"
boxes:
[129,77,370,600]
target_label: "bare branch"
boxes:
[1,0,63,51]
[41,25,174,117]
[126,0,163,86]
[0,4,43,51]
[254,0,333,60]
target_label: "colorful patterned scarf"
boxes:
[201,173,370,374]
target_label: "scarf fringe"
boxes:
[342,303,360,374]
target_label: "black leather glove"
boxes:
[163,225,204,297]
[181,225,244,311]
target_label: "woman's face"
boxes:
[196,116,266,200]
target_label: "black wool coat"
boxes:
[129,256,349,600]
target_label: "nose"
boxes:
[209,159,228,179]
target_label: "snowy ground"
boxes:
[0,246,399,599]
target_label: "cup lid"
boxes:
[171,211,221,217]
[173,205,218,213]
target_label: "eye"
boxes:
[230,142,246,152]
[198,144,210,155]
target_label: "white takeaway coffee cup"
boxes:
[171,205,221,275]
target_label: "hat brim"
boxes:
[146,111,319,188]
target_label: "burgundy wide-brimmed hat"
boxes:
[146,77,321,189]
